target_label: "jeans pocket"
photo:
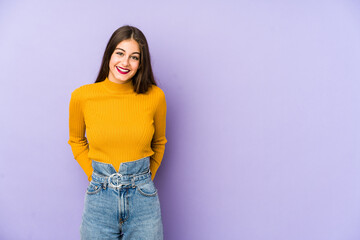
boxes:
[86,181,102,195]
[136,179,158,197]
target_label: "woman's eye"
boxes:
[116,52,124,56]
[132,56,139,60]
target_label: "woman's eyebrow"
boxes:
[115,48,140,55]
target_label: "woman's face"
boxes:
[108,39,141,84]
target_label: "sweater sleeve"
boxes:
[67,89,93,181]
[150,90,168,180]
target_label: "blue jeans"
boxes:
[80,156,163,240]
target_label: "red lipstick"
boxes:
[116,66,130,75]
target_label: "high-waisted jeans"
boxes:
[80,156,163,240]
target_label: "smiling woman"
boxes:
[108,39,141,83]
[67,25,167,239]
[94,25,156,93]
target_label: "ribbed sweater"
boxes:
[67,77,167,181]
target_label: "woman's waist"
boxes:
[90,155,152,176]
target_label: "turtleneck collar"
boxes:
[101,77,135,94]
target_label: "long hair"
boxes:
[94,25,157,93]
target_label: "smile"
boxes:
[116,66,130,74]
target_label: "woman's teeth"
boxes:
[116,66,130,73]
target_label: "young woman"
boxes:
[68,25,167,239]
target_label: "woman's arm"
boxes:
[68,89,93,181]
[150,90,168,180]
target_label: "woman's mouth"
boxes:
[116,66,130,75]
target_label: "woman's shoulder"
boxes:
[70,82,100,97]
[148,84,166,98]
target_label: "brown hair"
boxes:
[94,25,157,93]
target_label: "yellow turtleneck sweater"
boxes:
[67,77,167,181]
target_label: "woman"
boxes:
[68,25,167,239]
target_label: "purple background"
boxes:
[1,0,360,239]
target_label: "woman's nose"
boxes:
[121,57,130,67]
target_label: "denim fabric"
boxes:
[80,156,163,240]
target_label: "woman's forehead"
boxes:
[115,39,140,53]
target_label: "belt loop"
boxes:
[131,177,135,188]
[102,182,108,190]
